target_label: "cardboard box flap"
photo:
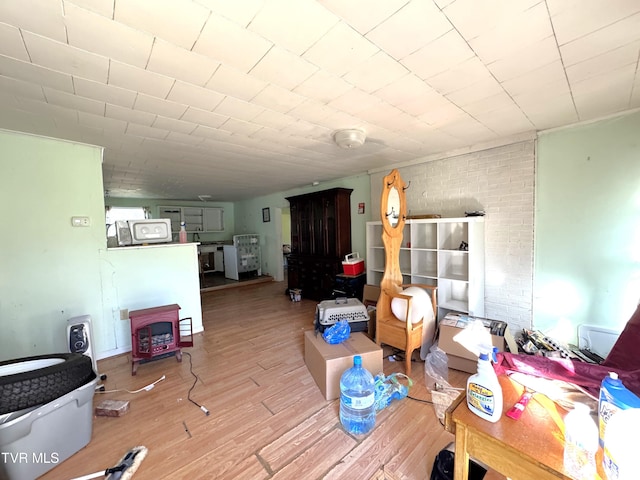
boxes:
[362,284,380,339]
[311,331,380,360]
[362,285,380,307]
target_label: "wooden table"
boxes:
[444,375,604,480]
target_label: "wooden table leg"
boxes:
[454,423,470,480]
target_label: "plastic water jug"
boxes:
[339,355,376,434]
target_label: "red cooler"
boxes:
[342,253,365,275]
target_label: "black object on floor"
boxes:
[430,448,487,480]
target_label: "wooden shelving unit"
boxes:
[366,217,485,319]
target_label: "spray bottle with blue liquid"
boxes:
[466,346,503,423]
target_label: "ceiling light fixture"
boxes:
[333,129,366,149]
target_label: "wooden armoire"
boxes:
[286,188,353,301]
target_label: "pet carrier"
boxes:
[315,298,370,333]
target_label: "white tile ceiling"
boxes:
[1,0,639,200]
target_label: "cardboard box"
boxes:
[438,313,514,373]
[362,284,380,306]
[304,330,383,400]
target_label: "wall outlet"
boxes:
[71,216,90,227]
[120,309,129,320]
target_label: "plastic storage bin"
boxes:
[342,253,365,275]
[0,376,97,480]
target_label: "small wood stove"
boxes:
[129,303,193,375]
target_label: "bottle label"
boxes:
[598,399,620,445]
[603,445,620,479]
[468,382,495,415]
[341,392,374,409]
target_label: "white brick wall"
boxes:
[370,140,535,330]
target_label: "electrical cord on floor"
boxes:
[407,394,449,427]
[96,375,166,394]
[183,351,210,416]
[407,394,434,404]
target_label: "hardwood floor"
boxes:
[199,271,274,292]
[40,281,505,480]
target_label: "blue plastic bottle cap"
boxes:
[479,352,488,361]
[354,355,362,366]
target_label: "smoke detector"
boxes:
[333,129,366,149]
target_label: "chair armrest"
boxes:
[400,284,437,318]
[381,288,418,329]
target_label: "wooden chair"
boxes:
[376,284,437,376]
[374,169,438,376]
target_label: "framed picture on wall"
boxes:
[262,207,270,222]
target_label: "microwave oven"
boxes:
[116,219,172,246]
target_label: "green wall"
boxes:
[535,111,640,339]
[0,130,105,360]
[0,130,203,361]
